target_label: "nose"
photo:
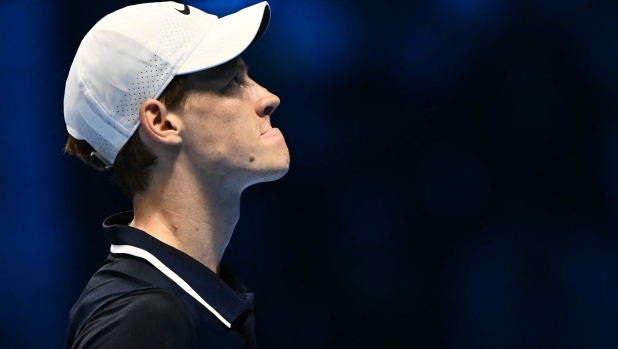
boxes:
[255,85,280,118]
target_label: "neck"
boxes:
[129,164,242,273]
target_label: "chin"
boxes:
[260,162,290,182]
[243,158,290,188]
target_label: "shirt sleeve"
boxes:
[71,288,195,349]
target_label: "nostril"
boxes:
[263,106,274,116]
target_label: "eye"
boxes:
[228,75,240,88]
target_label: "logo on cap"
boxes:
[176,4,190,15]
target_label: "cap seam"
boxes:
[75,56,128,165]
[76,55,130,137]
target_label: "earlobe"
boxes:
[139,98,182,145]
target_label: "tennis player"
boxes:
[62,2,288,348]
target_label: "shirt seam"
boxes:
[76,287,197,346]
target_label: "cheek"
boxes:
[183,109,257,163]
[211,107,256,143]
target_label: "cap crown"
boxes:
[64,2,217,165]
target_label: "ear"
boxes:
[138,98,182,145]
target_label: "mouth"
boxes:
[261,128,272,136]
[261,128,279,137]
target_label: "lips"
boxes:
[261,128,279,137]
[260,128,272,135]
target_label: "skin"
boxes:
[129,56,289,273]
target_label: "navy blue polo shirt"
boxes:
[63,211,257,349]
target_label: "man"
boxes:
[62,2,289,348]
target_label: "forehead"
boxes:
[182,56,247,90]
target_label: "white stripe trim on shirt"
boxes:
[110,244,232,328]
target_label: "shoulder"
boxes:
[91,288,192,324]
[70,254,177,323]
[72,288,195,349]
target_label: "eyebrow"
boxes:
[237,61,249,74]
[211,60,249,82]
[227,61,249,79]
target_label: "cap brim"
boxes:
[176,2,270,75]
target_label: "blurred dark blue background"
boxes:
[2,0,618,347]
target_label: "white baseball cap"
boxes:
[64,1,271,168]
